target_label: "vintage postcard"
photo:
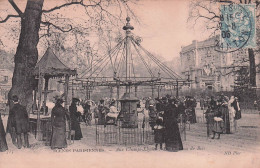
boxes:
[0,0,259,167]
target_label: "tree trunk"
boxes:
[248,48,256,87]
[8,0,44,112]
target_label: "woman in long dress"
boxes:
[0,113,8,152]
[227,96,236,134]
[219,96,229,134]
[50,98,69,149]
[163,99,183,152]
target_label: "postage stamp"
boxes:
[217,3,256,52]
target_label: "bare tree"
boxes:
[0,0,138,110]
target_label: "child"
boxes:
[154,118,164,150]
[212,114,224,139]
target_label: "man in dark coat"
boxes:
[6,99,17,146]
[0,113,8,152]
[9,95,30,149]
[69,98,83,140]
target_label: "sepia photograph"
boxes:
[0,0,259,167]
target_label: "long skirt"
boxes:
[190,108,197,124]
[212,120,224,133]
[164,119,183,151]
[154,129,164,144]
[220,106,230,134]
[71,120,83,140]
[227,107,235,134]
[0,116,8,152]
[51,122,67,149]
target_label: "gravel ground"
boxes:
[1,108,259,168]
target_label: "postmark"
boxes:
[215,3,256,53]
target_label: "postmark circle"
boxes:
[215,3,252,53]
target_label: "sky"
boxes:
[0,0,210,62]
[133,0,202,61]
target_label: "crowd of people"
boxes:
[0,92,243,152]
[205,94,241,139]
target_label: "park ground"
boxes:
[0,107,260,168]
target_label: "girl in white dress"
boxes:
[228,96,236,133]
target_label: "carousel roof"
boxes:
[119,92,139,101]
[33,47,77,77]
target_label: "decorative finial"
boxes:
[123,17,134,31]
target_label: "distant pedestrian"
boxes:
[6,99,17,146]
[212,110,224,139]
[9,95,30,149]
[153,118,164,150]
[254,100,257,110]
[69,98,83,140]
[94,99,109,125]
[83,100,92,126]
[106,100,119,125]
[0,113,8,152]
[227,96,236,134]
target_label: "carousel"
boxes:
[30,47,77,141]
[59,17,188,145]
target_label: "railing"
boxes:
[95,118,187,146]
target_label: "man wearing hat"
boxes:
[69,98,83,140]
[9,95,30,149]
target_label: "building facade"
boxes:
[0,69,13,103]
[180,36,249,92]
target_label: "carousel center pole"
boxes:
[123,17,134,93]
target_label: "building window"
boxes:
[187,54,191,61]
[207,50,212,57]
[4,76,8,82]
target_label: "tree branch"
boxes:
[41,21,73,33]
[197,3,219,18]
[8,0,23,16]
[0,14,20,23]
[42,0,101,13]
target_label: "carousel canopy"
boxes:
[119,92,139,101]
[33,47,77,78]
